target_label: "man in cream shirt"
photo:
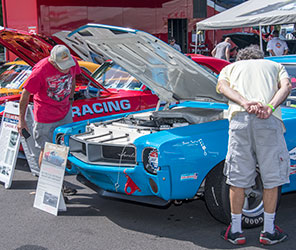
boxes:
[217,45,291,245]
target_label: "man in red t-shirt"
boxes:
[17,45,81,180]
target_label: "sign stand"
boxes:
[20,104,40,176]
[0,102,21,189]
[33,142,69,216]
[58,192,67,212]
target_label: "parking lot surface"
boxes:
[0,158,295,250]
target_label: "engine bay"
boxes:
[71,107,224,145]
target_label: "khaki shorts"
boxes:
[224,112,290,189]
[33,109,72,149]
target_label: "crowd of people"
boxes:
[169,27,290,60]
[211,29,290,62]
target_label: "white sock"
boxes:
[231,213,242,233]
[263,212,275,234]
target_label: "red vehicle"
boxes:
[0,27,229,123]
[186,53,229,74]
[0,28,159,121]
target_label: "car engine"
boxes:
[68,107,224,165]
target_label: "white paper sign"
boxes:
[33,142,69,216]
[0,102,21,189]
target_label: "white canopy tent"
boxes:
[196,0,296,51]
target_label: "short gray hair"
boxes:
[236,45,264,61]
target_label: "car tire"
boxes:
[204,161,282,228]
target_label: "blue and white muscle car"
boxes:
[54,24,296,228]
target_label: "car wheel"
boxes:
[204,161,281,228]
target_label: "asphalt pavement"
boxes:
[0,158,295,250]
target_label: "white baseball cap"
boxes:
[50,45,75,70]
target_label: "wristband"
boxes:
[267,104,275,112]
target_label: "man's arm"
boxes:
[17,89,31,135]
[283,41,289,55]
[211,47,216,57]
[266,40,275,56]
[217,79,259,112]
[177,44,181,52]
[268,78,291,110]
[268,49,276,56]
[252,78,291,119]
[225,46,230,61]
[69,77,76,104]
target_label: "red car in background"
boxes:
[187,54,229,74]
[0,27,229,123]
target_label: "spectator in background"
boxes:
[211,37,231,61]
[267,30,288,56]
[169,38,181,52]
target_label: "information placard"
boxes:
[0,102,21,189]
[33,142,69,216]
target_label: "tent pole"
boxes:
[195,31,198,54]
[259,25,263,51]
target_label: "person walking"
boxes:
[17,45,81,195]
[217,45,291,245]
[267,30,289,56]
[211,37,231,61]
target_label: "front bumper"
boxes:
[76,174,170,206]
[68,154,172,202]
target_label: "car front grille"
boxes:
[69,136,137,166]
[102,145,136,162]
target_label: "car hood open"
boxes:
[0,27,109,92]
[54,24,227,103]
[0,27,53,66]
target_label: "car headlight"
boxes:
[55,133,65,145]
[143,147,159,175]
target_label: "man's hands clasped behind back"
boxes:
[244,101,273,119]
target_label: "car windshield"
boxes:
[199,64,219,77]
[92,62,144,90]
[0,64,32,89]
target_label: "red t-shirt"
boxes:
[24,56,81,123]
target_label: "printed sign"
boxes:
[33,142,69,216]
[0,102,21,189]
